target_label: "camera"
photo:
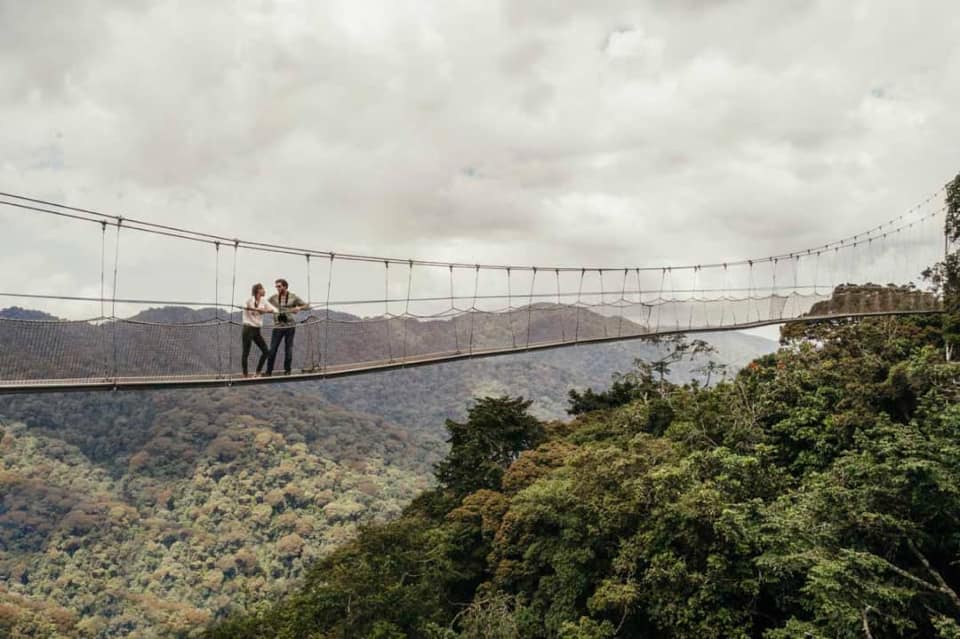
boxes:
[276,312,290,323]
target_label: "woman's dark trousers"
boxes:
[241,325,269,375]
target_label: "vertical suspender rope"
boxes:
[833,247,841,309]
[214,241,222,377]
[323,254,334,371]
[469,265,479,355]
[229,240,239,378]
[747,260,757,322]
[100,221,108,379]
[305,253,316,370]
[402,259,413,362]
[99,222,107,319]
[506,267,516,348]
[700,266,709,328]
[385,261,393,362]
[885,232,894,303]
[526,267,536,348]
[637,268,651,333]
[617,267,628,338]
[668,268,679,330]
[771,258,779,320]
[791,254,800,319]
[450,265,461,353]
[556,269,566,342]
[655,268,665,334]
[688,266,698,330]
[574,268,585,343]
[111,218,122,383]
[864,239,873,313]
[843,239,852,289]
[720,264,728,327]
[599,269,608,338]
[813,251,821,298]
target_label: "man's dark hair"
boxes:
[275,278,288,288]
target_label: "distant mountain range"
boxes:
[0,303,777,387]
[0,307,776,636]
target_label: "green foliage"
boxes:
[567,336,719,416]
[210,313,960,638]
[0,386,444,638]
[922,172,960,357]
[566,374,649,416]
[435,396,546,497]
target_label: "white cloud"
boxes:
[0,0,958,317]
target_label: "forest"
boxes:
[0,327,768,638]
[205,312,960,638]
[0,388,445,637]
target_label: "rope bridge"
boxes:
[0,186,948,393]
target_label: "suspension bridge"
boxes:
[0,186,948,393]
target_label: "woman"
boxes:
[242,283,277,377]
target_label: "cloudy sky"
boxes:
[1,0,957,317]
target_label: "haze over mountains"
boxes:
[0,302,775,384]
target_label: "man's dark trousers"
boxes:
[266,327,295,374]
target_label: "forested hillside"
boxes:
[0,388,444,637]
[0,322,771,637]
[208,314,960,638]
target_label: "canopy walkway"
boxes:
[0,186,948,394]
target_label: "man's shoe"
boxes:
[263,372,272,377]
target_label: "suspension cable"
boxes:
[0,186,946,274]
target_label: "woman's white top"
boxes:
[243,297,277,327]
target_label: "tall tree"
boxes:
[435,396,545,498]
[923,172,960,359]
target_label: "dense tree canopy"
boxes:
[435,396,546,498]
[207,310,960,638]
[923,172,960,359]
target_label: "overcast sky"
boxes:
[0,0,957,317]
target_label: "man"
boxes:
[264,278,308,376]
